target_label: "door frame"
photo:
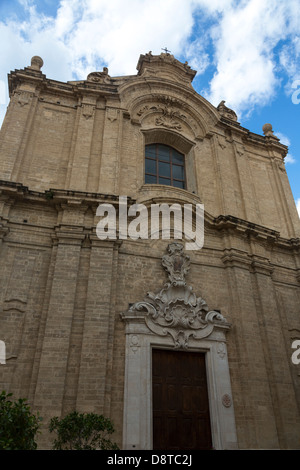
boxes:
[121,321,238,450]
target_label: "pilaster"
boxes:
[0,57,45,182]
[32,222,85,428]
[75,236,119,413]
[98,103,123,194]
[68,95,97,191]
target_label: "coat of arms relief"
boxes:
[122,243,230,349]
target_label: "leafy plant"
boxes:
[49,411,119,450]
[45,190,54,200]
[0,391,41,450]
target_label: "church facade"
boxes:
[0,52,299,450]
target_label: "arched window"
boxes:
[145,144,185,189]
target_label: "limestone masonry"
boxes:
[0,52,299,449]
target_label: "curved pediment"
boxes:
[120,89,219,141]
[118,53,220,140]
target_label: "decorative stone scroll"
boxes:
[86,67,111,84]
[155,107,183,130]
[122,243,230,349]
[217,100,238,121]
[136,96,187,131]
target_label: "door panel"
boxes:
[152,349,212,450]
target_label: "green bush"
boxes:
[49,411,119,450]
[0,391,41,450]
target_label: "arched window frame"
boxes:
[145,143,185,189]
[142,129,197,194]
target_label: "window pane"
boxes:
[145,144,156,158]
[145,174,157,184]
[158,145,170,161]
[145,158,156,174]
[173,180,185,189]
[158,161,171,177]
[159,177,171,185]
[172,164,184,180]
[172,150,184,164]
[145,144,185,190]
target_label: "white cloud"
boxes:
[285,154,296,164]
[276,133,296,164]
[0,0,299,120]
[276,132,291,147]
[0,0,198,81]
[204,0,300,116]
[63,0,197,78]
[280,37,300,96]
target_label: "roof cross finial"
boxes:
[161,47,171,54]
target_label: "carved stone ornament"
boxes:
[222,394,232,408]
[155,106,184,130]
[136,96,187,130]
[16,91,32,107]
[217,100,238,122]
[121,243,230,349]
[82,103,94,119]
[86,67,111,84]
[30,55,43,71]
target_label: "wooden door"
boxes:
[152,349,212,450]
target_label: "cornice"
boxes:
[0,180,136,206]
[0,180,299,251]
[213,214,279,240]
[8,67,119,101]
[219,116,288,157]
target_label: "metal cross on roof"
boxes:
[162,47,171,54]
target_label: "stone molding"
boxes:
[0,181,298,252]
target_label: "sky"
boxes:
[0,0,299,216]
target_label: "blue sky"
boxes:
[0,0,299,215]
